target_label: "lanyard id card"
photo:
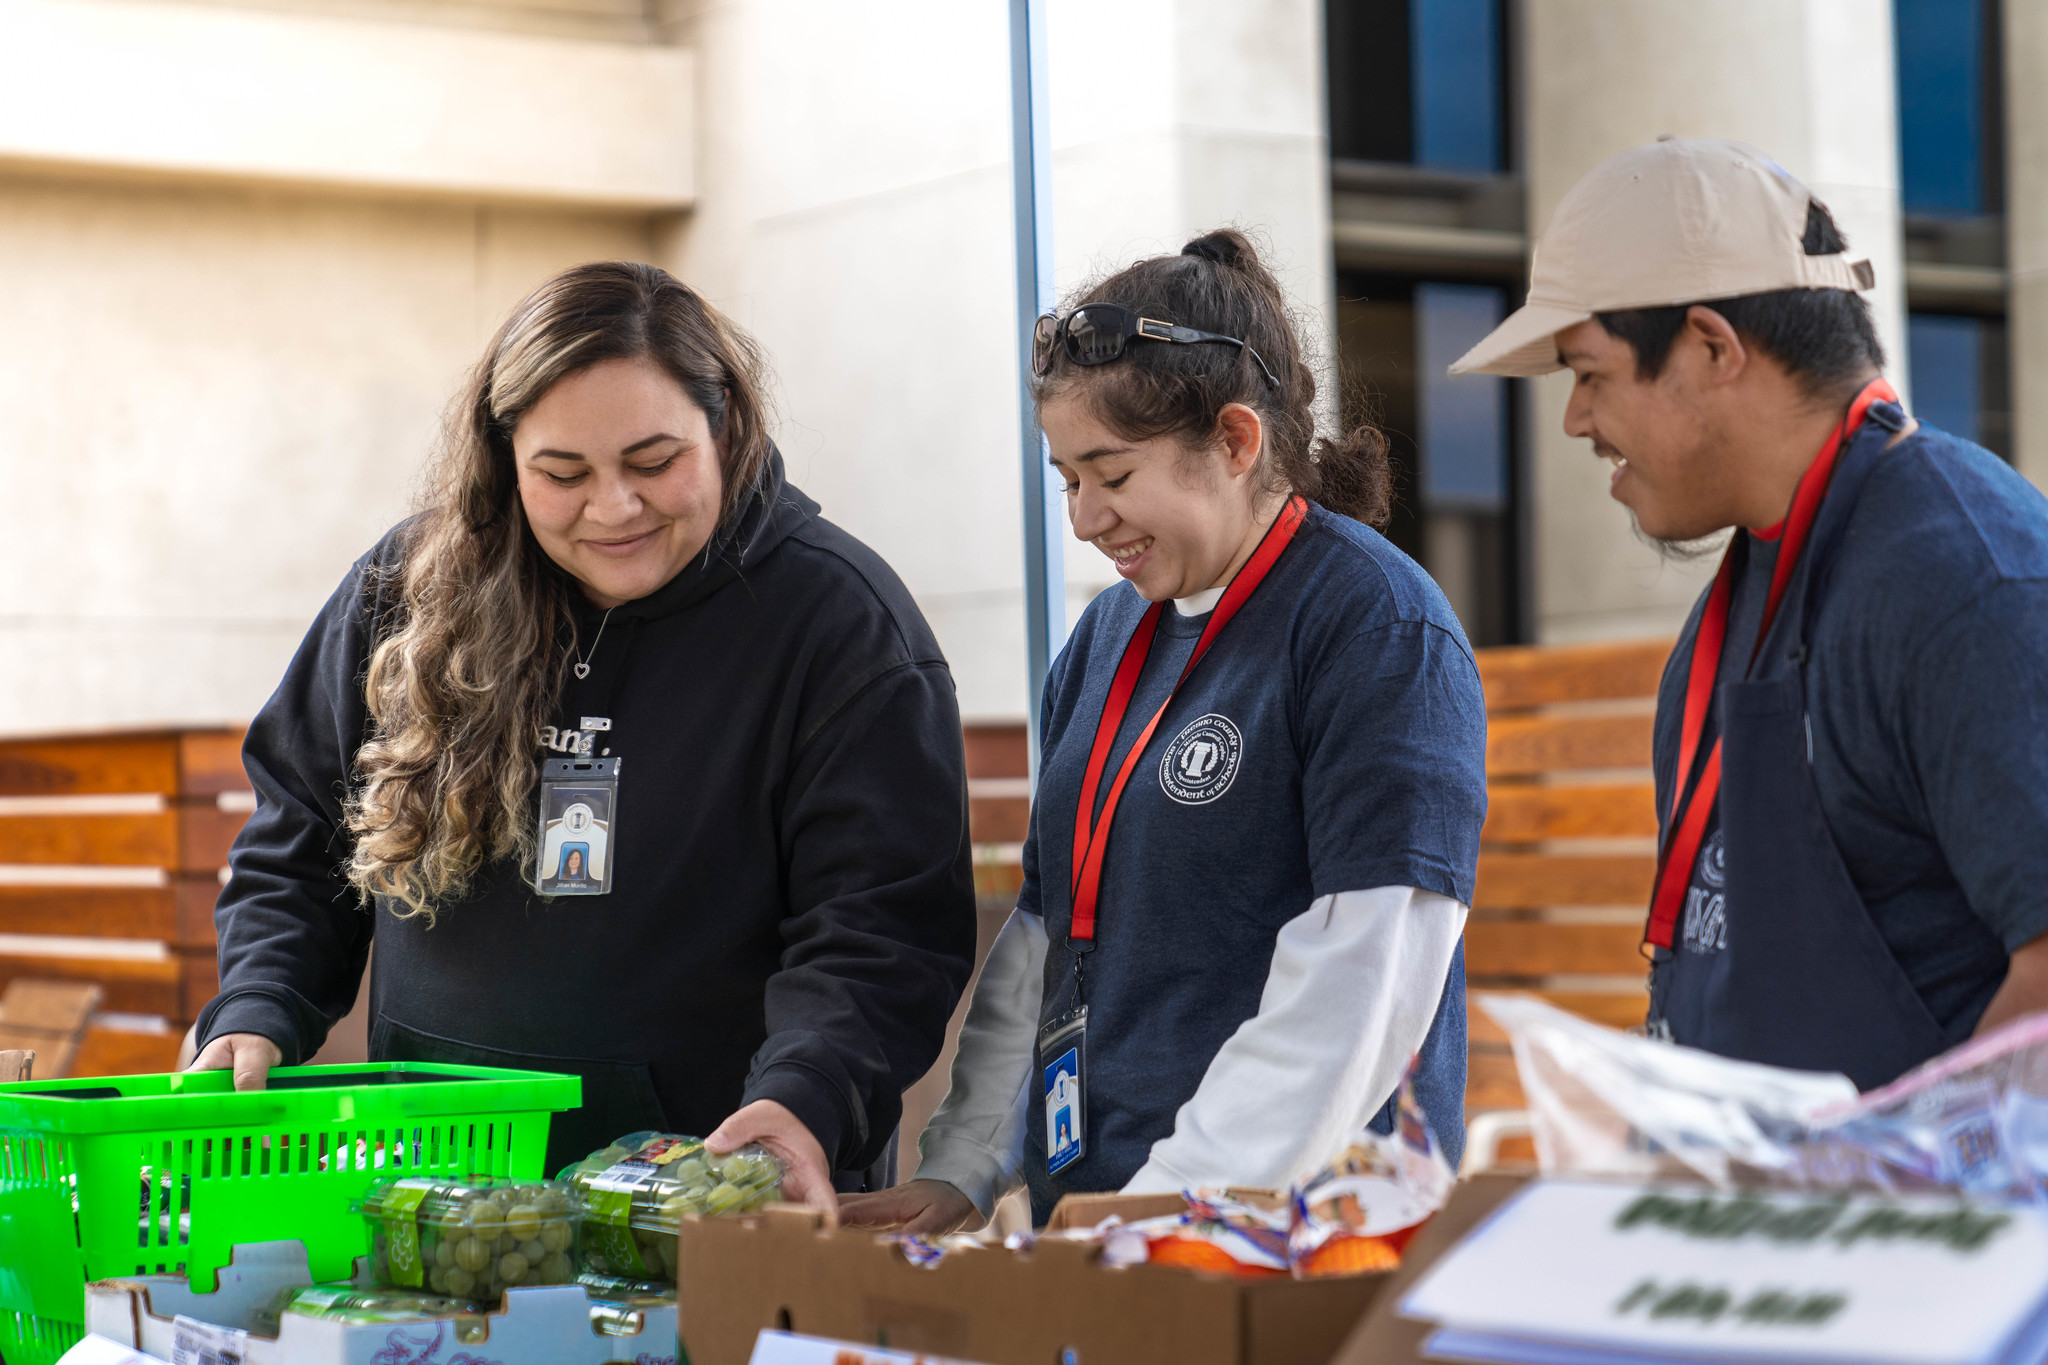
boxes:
[535,756,619,895]
[1039,1004,1088,1175]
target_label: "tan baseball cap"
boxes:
[1450,137,1876,377]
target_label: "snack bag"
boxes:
[557,1131,786,1282]
[1147,1194,1291,1277]
[353,1175,583,1298]
[1288,1070,1455,1277]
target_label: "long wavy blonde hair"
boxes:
[343,262,773,920]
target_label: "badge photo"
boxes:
[1039,1006,1088,1175]
[535,756,620,896]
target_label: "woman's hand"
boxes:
[707,1099,837,1216]
[837,1179,980,1234]
[184,1031,284,1091]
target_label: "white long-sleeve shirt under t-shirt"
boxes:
[914,886,1467,1214]
[914,576,1467,1214]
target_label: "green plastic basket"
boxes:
[0,1061,579,1365]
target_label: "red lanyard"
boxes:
[1068,495,1310,944]
[1644,378,1898,950]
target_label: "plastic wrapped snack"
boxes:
[1289,1072,1455,1277]
[558,1132,786,1282]
[254,1285,489,1343]
[353,1174,584,1298]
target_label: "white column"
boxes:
[1520,0,1906,644]
[667,0,1333,720]
[2004,0,2048,492]
[1047,0,1336,634]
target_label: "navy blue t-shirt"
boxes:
[1017,504,1488,1219]
[1655,421,2048,1041]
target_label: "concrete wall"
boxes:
[0,0,680,734]
[1518,0,1907,644]
[664,0,1334,721]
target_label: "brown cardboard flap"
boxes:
[680,1201,1383,1365]
[1325,1175,1529,1365]
[1045,1188,1285,1232]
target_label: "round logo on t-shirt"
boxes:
[1159,713,1243,805]
[1698,830,1726,890]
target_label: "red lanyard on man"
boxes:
[1068,495,1310,945]
[1644,378,1900,951]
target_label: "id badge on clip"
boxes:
[1039,1004,1087,1175]
[535,756,619,896]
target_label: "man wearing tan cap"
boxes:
[1455,137,2048,1090]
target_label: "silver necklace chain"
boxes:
[573,607,616,680]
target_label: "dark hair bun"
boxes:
[1181,230,1248,268]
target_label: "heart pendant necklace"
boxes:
[573,607,615,681]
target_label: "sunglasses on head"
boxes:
[1032,302,1279,389]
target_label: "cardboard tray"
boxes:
[83,1240,678,1365]
[679,1194,1387,1365]
[1323,1174,1530,1365]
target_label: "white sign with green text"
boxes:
[1401,1179,2048,1365]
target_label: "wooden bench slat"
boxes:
[1477,640,1671,711]
[1488,713,1655,777]
[1473,852,1655,910]
[1466,918,1646,977]
[1482,783,1658,843]
[0,886,181,940]
[0,955,180,1018]
[0,734,183,797]
[178,803,250,871]
[72,1026,181,1077]
[967,796,1030,846]
[964,725,1029,781]
[0,812,178,866]
[177,731,249,797]
[1467,989,1648,1046]
[1465,1047,1524,1112]
[0,803,249,872]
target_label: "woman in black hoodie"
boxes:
[186,262,977,1207]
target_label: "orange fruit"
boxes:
[1145,1235,1286,1278]
[1297,1234,1401,1278]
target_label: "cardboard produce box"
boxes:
[1325,1174,1529,1365]
[82,1239,679,1365]
[678,1194,1387,1365]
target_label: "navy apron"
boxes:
[1649,400,1949,1092]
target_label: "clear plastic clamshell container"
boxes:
[353,1174,584,1298]
[253,1285,490,1342]
[557,1132,785,1282]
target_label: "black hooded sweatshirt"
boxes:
[195,453,977,1178]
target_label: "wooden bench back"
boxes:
[1466,639,1669,1115]
[0,728,253,1073]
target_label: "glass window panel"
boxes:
[1907,313,1982,445]
[1895,0,1982,214]
[1416,282,1507,511]
[1412,0,1501,171]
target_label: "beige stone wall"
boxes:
[664,0,1334,721]
[0,174,657,734]
[1519,0,1907,644]
[0,0,678,734]
[2004,0,2048,493]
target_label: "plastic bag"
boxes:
[1480,993,2048,1199]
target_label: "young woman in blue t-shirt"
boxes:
[841,230,1488,1230]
